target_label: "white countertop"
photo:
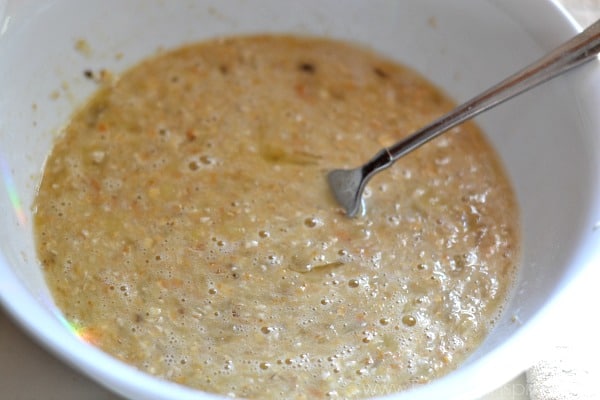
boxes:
[1,1,598,399]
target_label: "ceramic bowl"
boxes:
[1,1,599,399]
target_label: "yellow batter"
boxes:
[34,35,520,399]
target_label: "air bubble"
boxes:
[199,155,213,165]
[90,150,106,164]
[363,187,372,198]
[304,217,320,228]
[348,279,360,288]
[362,330,376,343]
[261,326,274,334]
[259,362,271,370]
[387,215,401,226]
[267,254,281,265]
[402,315,417,327]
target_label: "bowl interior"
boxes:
[1,1,600,399]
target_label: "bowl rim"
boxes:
[1,0,599,399]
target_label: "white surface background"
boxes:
[1,1,598,399]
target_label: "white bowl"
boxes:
[1,1,599,399]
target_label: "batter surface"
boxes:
[34,36,520,399]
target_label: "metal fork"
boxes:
[328,19,600,217]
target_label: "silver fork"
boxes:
[328,19,600,217]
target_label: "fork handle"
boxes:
[386,19,600,161]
